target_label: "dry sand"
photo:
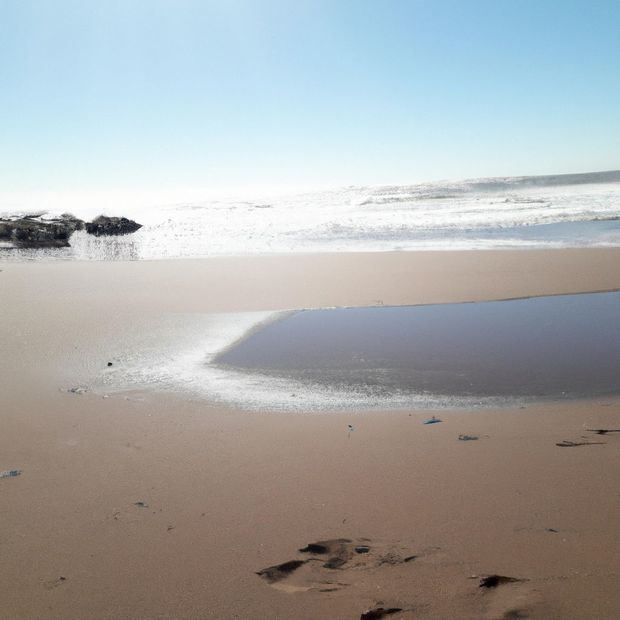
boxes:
[1,248,619,619]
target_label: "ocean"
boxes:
[1,170,619,260]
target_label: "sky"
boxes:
[1,0,619,197]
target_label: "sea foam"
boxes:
[2,171,619,260]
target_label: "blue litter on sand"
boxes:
[0,469,22,479]
[423,417,442,425]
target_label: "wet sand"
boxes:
[1,248,620,619]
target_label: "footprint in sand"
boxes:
[477,574,541,619]
[43,576,67,590]
[360,606,404,619]
[256,538,417,593]
[555,439,605,447]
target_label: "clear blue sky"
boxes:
[1,0,619,193]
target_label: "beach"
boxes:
[4,0,620,615]
[1,248,620,619]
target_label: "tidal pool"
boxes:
[215,292,620,401]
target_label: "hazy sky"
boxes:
[2,0,619,194]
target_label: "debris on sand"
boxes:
[256,560,307,583]
[556,440,605,447]
[0,469,22,479]
[423,416,442,425]
[458,434,479,441]
[586,428,620,435]
[43,576,68,590]
[360,607,403,619]
[67,386,88,395]
[134,501,149,508]
[479,574,525,588]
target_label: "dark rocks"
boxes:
[59,213,85,232]
[0,213,141,247]
[0,216,83,247]
[85,215,142,236]
[0,221,13,239]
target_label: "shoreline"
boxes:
[3,241,620,263]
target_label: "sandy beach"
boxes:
[2,248,620,619]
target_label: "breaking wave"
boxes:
[1,170,619,260]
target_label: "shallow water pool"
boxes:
[215,292,620,401]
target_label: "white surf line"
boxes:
[100,308,527,413]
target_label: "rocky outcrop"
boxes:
[85,216,142,236]
[59,213,85,232]
[0,213,142,247]
[0,214,85,247]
